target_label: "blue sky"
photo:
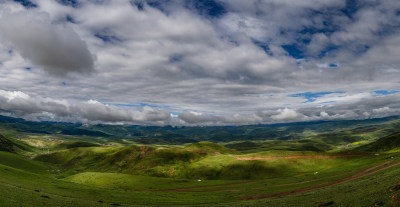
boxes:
[0,0,400,125]
[289,92,345,103]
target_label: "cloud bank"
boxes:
[1,90,399,126]
[0,0,399,125]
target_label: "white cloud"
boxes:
[372,106,393,114]
[271,108,307,122]
[0,90,170,124]
[319,111,330,118]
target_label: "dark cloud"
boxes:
[0,10,94,77]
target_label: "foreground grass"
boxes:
[2,132,400,206]
[1,152,400,206]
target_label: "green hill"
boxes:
[0,133,15,152]
[225,139,333,153]
[354,131,400,152]
[35,145,203,177]
[185,141,237,154]
[0,151,47,173]
[0,133,31,153]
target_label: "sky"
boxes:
[1,0,400,126]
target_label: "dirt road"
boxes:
[240,160,400,200]
[235,154,362,160]
[136,160,396,195]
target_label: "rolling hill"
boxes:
[1,117,400,206]
[0,133,30,153]
[354,131,400,152]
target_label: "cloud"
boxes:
[371,106,396,118]
[178,111,263,125]
[178,111,215,124]
[0,6,94,77]
[373,107,392,114]
[271,108,307,122]
[0,90,170,124]
[0,1,400,126]
[2,89,400,125]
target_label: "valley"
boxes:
[1,115,400,206]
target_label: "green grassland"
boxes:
[2,115,400,206]
[184,141,237,154]
[1,147,400,206]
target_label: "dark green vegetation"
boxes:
[0,133,32,153]
[225,139,333,153]
[354,131,400,152]
[0,133,15,152]
[36,145,202,178]
[2,114,400,206]
[54,141,100,150]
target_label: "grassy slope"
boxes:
[0,133,34,153]
[0,151,48,174]
[35,145,203,178]
[35,143,376,180]
[224,159,400,207]
[354,131,400,152]
[225,139,333,153]
[185,141,237,154]
[1,151,400,206]
[3,118,400,206]
[1,134,400,206]
[0,133,15,152]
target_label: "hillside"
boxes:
[1,120,400,205]
[0,133,30,153]
[225,139,333,153]
[0,134,15,152]
[354,131,400,152]
[185,141,237,154]
[1,141,400,206]
[35,145,203,178]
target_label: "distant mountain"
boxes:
[1,114,400,144]
[82,115,400,142]
[0,115,111,137]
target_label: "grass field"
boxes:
[1,150,400,206]
[2,120,400,206]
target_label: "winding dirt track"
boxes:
[240,160,400,200]
[148,166,368,193]
[234,154,362,160]
[136,159,399,196]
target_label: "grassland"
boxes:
[1,149,400,206]
[1,116,400,206]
